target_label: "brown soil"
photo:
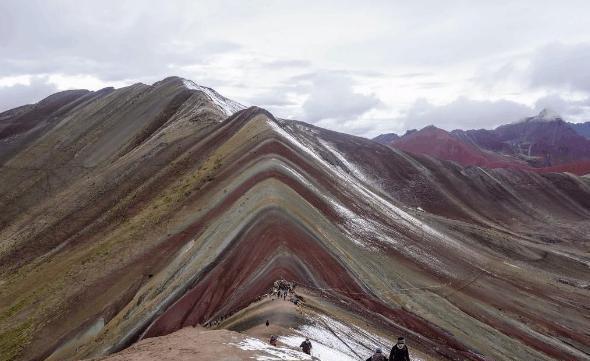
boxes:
[86,327,266,361]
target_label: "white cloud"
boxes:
[399,97,534,131]
[0,76,58,112]
[534,94,590,122]
[301,72,382,122]
[529,42,590,92]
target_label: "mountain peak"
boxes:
[418,124,449,136]
[537,108,562,121]
[372,132,399,145]
[517,108,563,124]
[181,78,246,116]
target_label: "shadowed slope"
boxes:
[0,80,589,361]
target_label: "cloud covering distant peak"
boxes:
[399,97,534,131]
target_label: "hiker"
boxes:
[366,347,388,361]
[389,337,410,361]
[270,335,278,346]
[300,338,312,355]
[266,320,269,327]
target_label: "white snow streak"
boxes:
[282,314,426,361]
[182,79,245,116]
[232,337,311,360]
[233,314,426,361]
[319,139,372,185]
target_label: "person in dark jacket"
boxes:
[269,335,278,346]
[389,337,410,361]
[366,347,388,361]
[300,338,312,355]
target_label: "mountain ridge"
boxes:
[1,78,589,361]
[374,109,590,175]
[570,121,590,138]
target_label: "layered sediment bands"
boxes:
[141,207,367,338]
[1,79,589,361]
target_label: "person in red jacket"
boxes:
[389,337,410,361]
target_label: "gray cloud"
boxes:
[0,1,240,82]
[534,94,571,114]
[529,42,590,92]
[301,72,381,122]
[246,92,295,107]
[264,59,311,69]
[392,72,433,78]
[315,117,386,137]
[0,77,58,112]
[400,97,534,131]
[534,93,590,121]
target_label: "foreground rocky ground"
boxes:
[88,327,259,361]
[89,290,433,361]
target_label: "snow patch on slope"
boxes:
[281,335,355,361]
[282,314,425,361]
[182,79,245,116]
[232,337,311,360]
[517,108,562,123]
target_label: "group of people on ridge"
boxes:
[264,279,411,360]
[272,279,295,300]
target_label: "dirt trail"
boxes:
[85,327,295,361]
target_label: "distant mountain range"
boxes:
[374,109,590,175]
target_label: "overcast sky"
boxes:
[1,0,590,137]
